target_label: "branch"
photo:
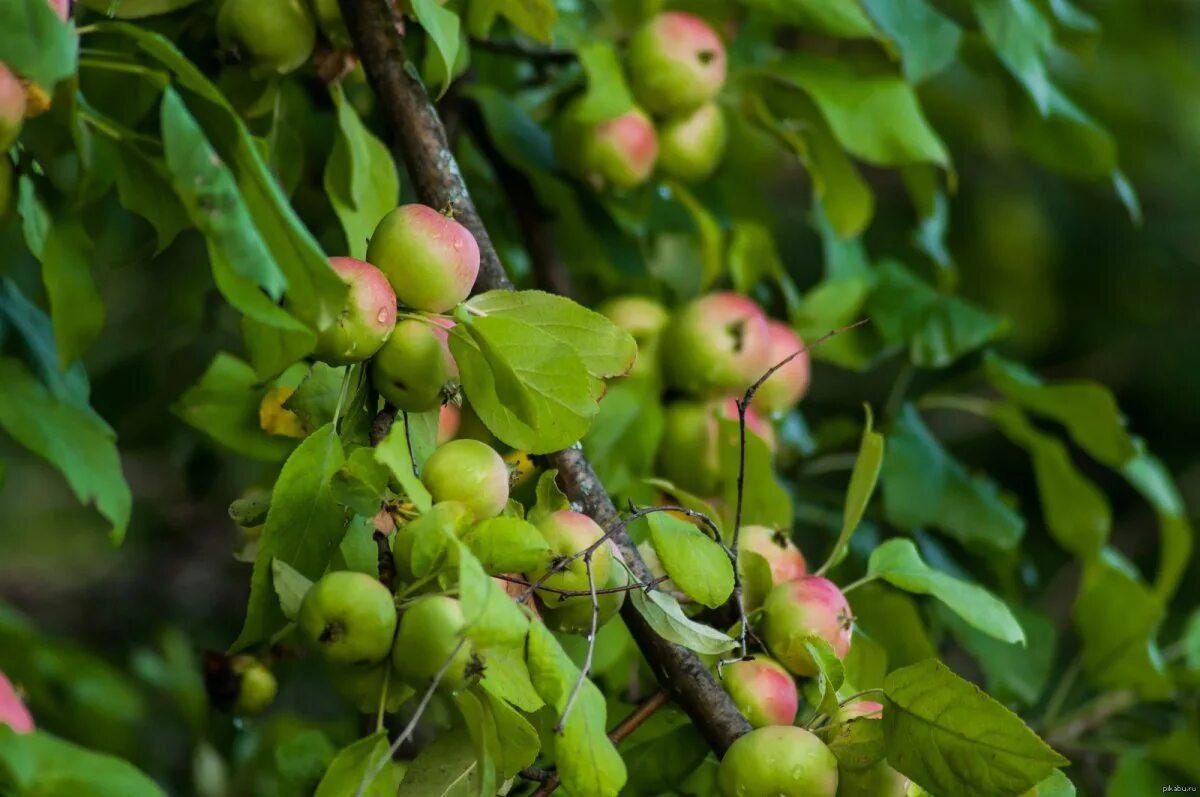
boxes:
[338,0,752,753]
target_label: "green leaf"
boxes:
[480,644,543,712]
[113,144,189,254]
[332,445,394,516]
[314,733,400,797]
[467,290,637,380]
[39,216,104,368]
[849,584,937,670]
[1121,446,1193,603]
[571,42,635,124]
[462,517,551,574]
[1016,83,1117,182]
[716,417,792,531]
[452,691,498,797]
[526,622,626,797]
[989,404,1110,557]
[822,702,885,769]
[324,84,400,259]
[465,0,555,41]
[821,405,884,572]
[0,0,76,90]
[883,659,1068,797]
[232,424,347,650]
[80,0,202,18]
[0,357,131,543]
[528,470,570,525]
[458,544,530,649]
[984,353,1137,467]
[801,634,846,717]
[628,589,736,655]
[741,0,877,37]
[582,380,663,497]
[411,0,461,98]
[620,724,710,797]
[775,54,949,168]
[647,513,732,609]
[867,260,1006,367]
[283,362,347,432]
[861,0,962,83]
[868,539,1024,644]
[399,731,481,795]
[971,0,1055,114]
[943,605,1055,707]
[481,689,541,778]
[1072,549,1171,699]
[0,728,165,797]
[450,316,598,454]
[668,182,725,292]
[882,404,1025,552]
[0,279,95,413]
[271,559,314,622]
[728,221,803,316]
[375,414,434,512]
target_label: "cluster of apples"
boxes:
[558,12,730,189]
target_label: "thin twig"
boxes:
[401,410,419,478]
[493,573,668,597]
[555,552,600,733]
[469,37,577,63]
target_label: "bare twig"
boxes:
[554,552,600,733]
[401,410,419,478]
[494,572,669,597]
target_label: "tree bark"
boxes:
[338,0,752,755]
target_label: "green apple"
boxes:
[392,501,474,581]
[540,547,629,634]
[657,399,775,496]
[0,64,26,151]
[217,0,317,75]
[627,12,727,117]
[298,571,397,666]
[370,318,457,411]
[391,595,478,692]
[761,576,853,677]
[660,292,772,396]
[420,439,510,520]
[366,204,480,313]
[717,726,838,797]
[721,654,797,728]
[598,295,670,380]
[750,320,810,417]
[312,257,397,365]
[230,656,277,716]
[658,102,727,182]
[525,511,615,599]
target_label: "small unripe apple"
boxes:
[761,576,853,677]
[392,501,474,581]
[0,671,33,733]
[661,292,771,396]
[525,511,614,599]
[658,103,727,182]
[750,320,810,416]
[392,595,478,692]
[370,318,457,411]
[738,525,806,585]
[717,726,838,797]
[0,64,26,151]
[298,571,397,666]
[217,0,317,75]
[421,439,509,520]
[581,108,659,190]
[598,295,670,380]
[832,700,907,797]
[721,654,797,728]
[657,399,775,496]
[230,656,278,716]
[312,257,396,365]
[627,12,727,117]
[366,204,480,313]
[540,543,628,633]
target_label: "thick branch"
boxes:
[339,0,751,754]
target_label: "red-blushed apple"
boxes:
[297,571,397,666]
[0,671,33,733]
[627,12,727,117]
[421,439,510,520]
[540,543,629,633]
[717,725,838,797]
[392,595,478,692]
[437,404,460,444]
[661,292,771,396]
[312,257,396,365]
[833,700,908,797]
[658,102,727,182]
[525,511,614,599]
[217,0,316,75]
[721,654,798,728]
[559,104,659,191]
[751,320,810,416]
[0,64,26,150]
[367,204,480,312]
[738,524,806,584]
[598,295,670,380]
[657,398,775,496]
[392,501,474,581]
[761,576,853,676]
[370,318,457,411]
[230,655,277,716]
[47,0,70,20]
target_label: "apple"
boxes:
[719,396,776,452]
[366,204,480,313]
[525,511,614,599]
[598,295,670,380]
[297,571,397,666]
[833,700,907,797]
[370,318,457,411]
[392,501,474,581]
[627,12,727,117]
[761,576,853,677]
[738,525,806,585]
[0,671,33,733]
[392,595,478,692]
[657,399,775,496]
[217,0,317,75]
[582,108,659,190]
[437,404,460,444]
[721,654,798,728]
[421,439,510,520]
[46,0,70,20]
[312,257,396,365]
[539,543,628,633]
[660,292,771,396]
[751,320,810,416]
[717,726,838,797]
[658,103,727,182]
[230,656,277,716]
[0,65,26,151]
